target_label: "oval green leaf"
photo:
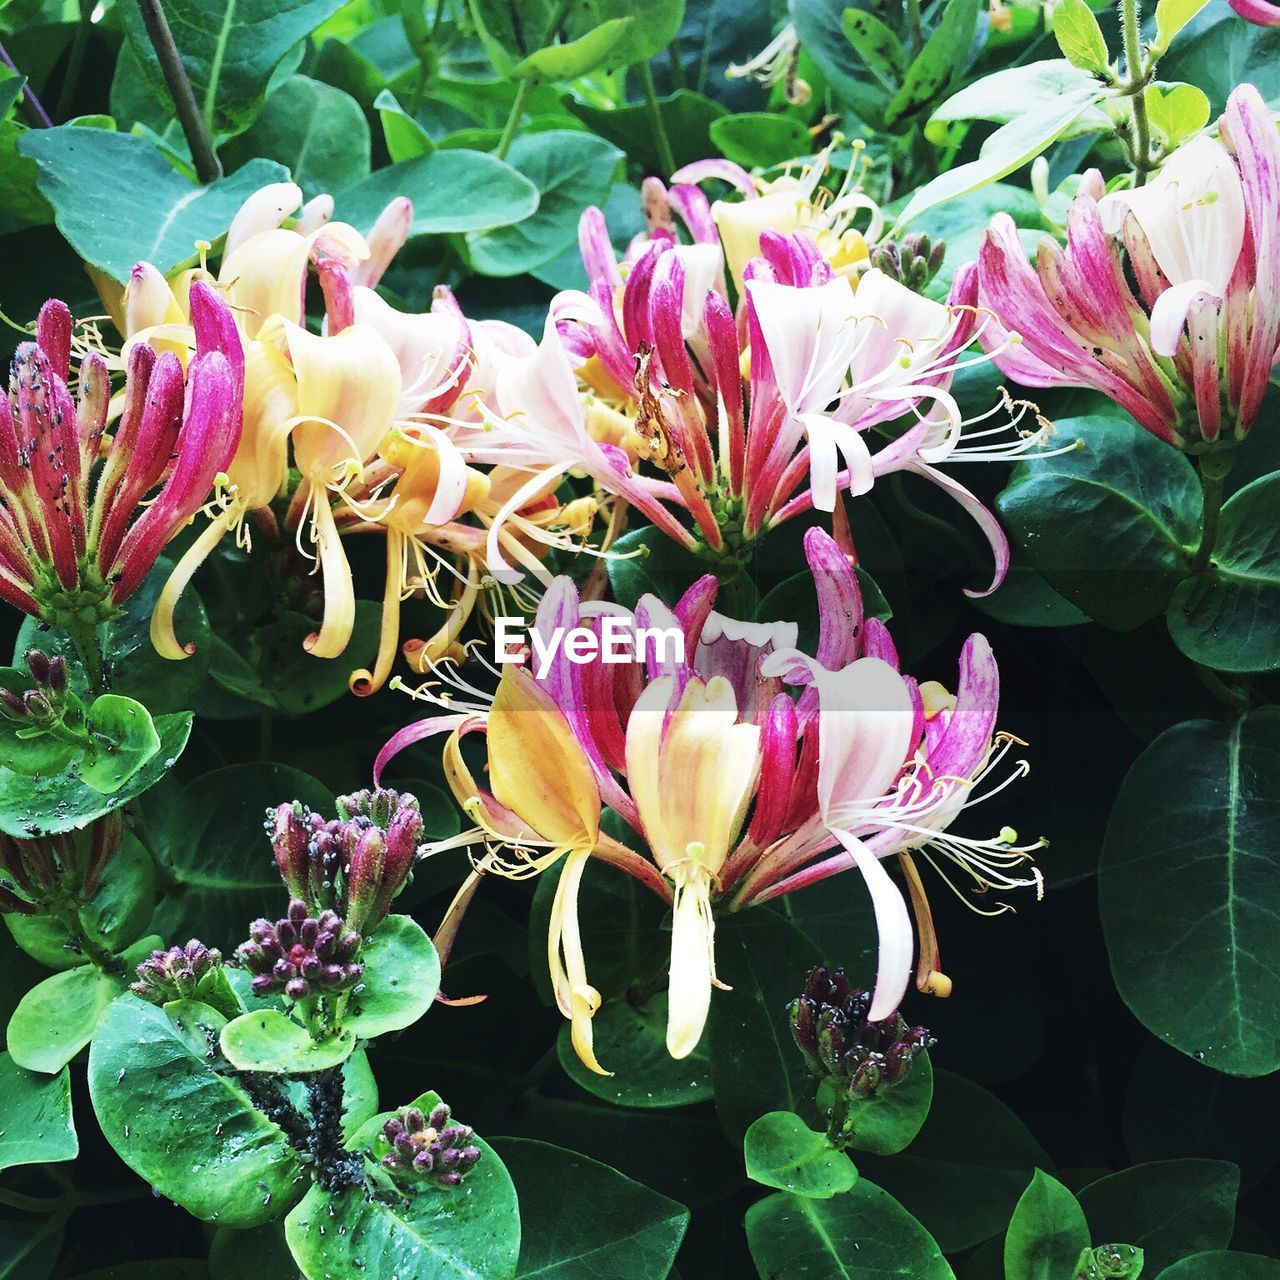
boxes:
[342,914,440,1040]
[220,1009,355,1074]
[0,1051,77,1170]
[744,1111,858,1199]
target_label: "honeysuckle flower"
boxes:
[1,286,242,677]
[379,528,1039,1066]
[1228,0,1280,24]
[725,23,810,105]
[978,83,1280,450]
[557,224,1047,593]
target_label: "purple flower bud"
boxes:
[45,655,67,694]
[0,688,28,719]
[269,804,312,901]
[379,1100,480,1188]
[24,649,51,685]
[235,903,363,999]
[130,939,223,1005]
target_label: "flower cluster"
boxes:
[789,964,934,1099]
[0,648,70,726]
[130,940,224,1005]
[979,83,1279,453]
[380,1102,482,1188]
[382,526,1041,1073]
[0,814,121,914]
[268,787,424,934]
[237,899,363,1000]
[1,285,242,672]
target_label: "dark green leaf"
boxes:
[223,76,370,198]
[841,9,905,89]
[556,993,712,1108]
[743,1111,858,1199]
[89,997,303,1226]
[118,0,346,137]
[333,150,540,237]
[0,1216,62,1280]
[840,1050,933,1156]
[745,1179,955,1279]
[1076,1160,1239,1274]
[1099,709,1280,1076]
[998,415,1201,629]
[468,131,621,277]
[566,89,725,175]
[606,525,704,613]
[1156,1254,1280,1279]
[857,1072,1052,1252]
[1168,473,1280,672]
[374,88,435,162]
[19,127,289,282]
[884,0,980,127]
[493,1137,688,1279]
[708,910,821,1141]
[1004,1170,1089,1280]
[0,1050,77,1169]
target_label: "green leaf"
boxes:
[0,711,190,839]
[1157,7,1280,112]
[118,0,345,138]
[222,76,370,198]
[1054,0,1111,74]
[0,1216,63,1280]
[1145,82,1211,147]
[333,149,540,237]
[1005,1171,1090,1280]
[374,88,435,161]
[566,89,726,176]
[839,1050,933,1156]
[79,695,161,794]
[0,1051,77,1170]
[556,993,712,1108]
[467,130,621,277]
[606,525,705,612]
[1168,473,1280,673]
[709,113,811,169]
[857,1072,1052,1252]
[220,1009,356,1073]
[511,17,633,80]
[149,762,334,949]
[1099,708,1280,1076]
[898,81,1103,226]
[19,127,289,282]
[342,914,440,1039]
[7,966,122,1073]
[209,1224,294,1280]
[1156,1254,1280,1279]
[286,1109,519,1280]
[998,415,1201,630]
[745,1180,955,1279]
[1150,0,1211,56]
[89,997,303,1226]
[841,9,905,89]
[1075,1160,1239,1274]
[743,1111,858,1199]
[470,0,681,76]
[884,0,981,128]
[707,910,821,1142]
[493,1137,688,1279]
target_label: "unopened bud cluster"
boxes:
[237,899,362,1000]
[131,939,223,1004]
[381,1103,481,1188]
[789,965,934,1100]
[868,233,946,294]
[0,813,120,914]
[0,648,70,725]
[268,788,423,935]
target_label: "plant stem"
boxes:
[1191,466,1227,573]
[495,77,533,161]
[135,0,223,183]
[0,1188,59,1213]
[1119,0,1153,185]
[0,40,53,127]
[906,0,925,54]
[637,59,676,178]
[666,39,686,90]
[1194,664,1250,714]
[50,902,125,976]
[56,0,94,121]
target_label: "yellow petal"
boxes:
[219,228,314,336]
[550,847,609,1075]
[488,665,601,847]
[303,494,356,659]
[228,337,298,509]
[267,320,401,479]
[712,188,805,294]
[666,868,716,1060]
[150,506,239,660]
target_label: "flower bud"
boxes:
[380,1100,480,1189]
[0,688,28,720]
[236,900,363,1001]
[268,803,312,901]
[131,939,224,1005]
[23,649,51,686]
